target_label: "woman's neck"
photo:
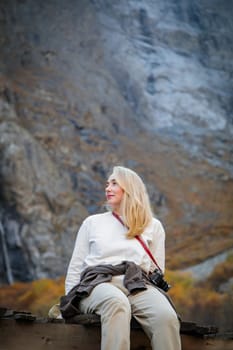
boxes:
[112,206,122,216]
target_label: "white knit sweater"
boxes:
[65,211,165,294]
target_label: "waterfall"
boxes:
[0,219,14,285]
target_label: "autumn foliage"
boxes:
[166,254,233,331]
[0,277,65,316]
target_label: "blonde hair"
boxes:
[110,166,153,238]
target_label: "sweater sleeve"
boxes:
[149,220,166,273]
[65,218,90,294]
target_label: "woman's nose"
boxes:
[106,183,113,192]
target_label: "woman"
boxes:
[63,166,181,350]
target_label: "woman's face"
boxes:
[105,174,124,212]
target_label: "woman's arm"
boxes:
[150,219,166,273]
[65,218,90,294]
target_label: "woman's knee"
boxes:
[89,283,131,318]
[104,293,131,316]
[158,307,179,328]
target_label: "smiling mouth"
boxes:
[107,195,114,199]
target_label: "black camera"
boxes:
[149,269,171,292]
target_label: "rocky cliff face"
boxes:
[0,0,232,284]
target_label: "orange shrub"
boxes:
[0,277,65,316]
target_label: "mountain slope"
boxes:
[0,0,232,283]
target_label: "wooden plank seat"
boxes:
[1,308,233,350]
[0,307,219,336]
[64,312,219,337]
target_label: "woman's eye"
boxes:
[105,179,118,187]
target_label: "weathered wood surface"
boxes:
[0,308,232,350]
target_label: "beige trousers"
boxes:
[79,277,181,350]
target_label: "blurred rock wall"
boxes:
[0,0,232,283]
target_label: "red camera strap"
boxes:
[112,211,162,272]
